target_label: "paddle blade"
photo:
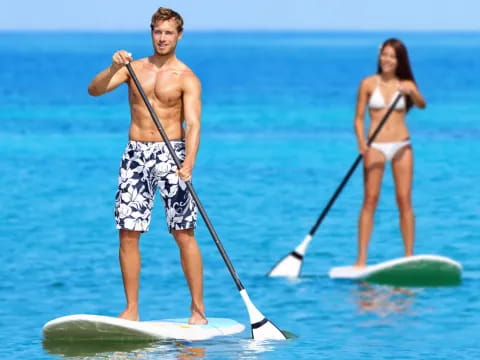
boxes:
[252,318,287,340]
[267,251,303,277]
[267,234,312,277]
[240,290,287,340]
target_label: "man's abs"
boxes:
[128,104,184,141]
[128,117,184,142]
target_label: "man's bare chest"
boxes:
[134,71,183,106]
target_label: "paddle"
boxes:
[267,92,403,277]
[125,63,287,340]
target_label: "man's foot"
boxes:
[119,308,139,321]
[188,306,207,325]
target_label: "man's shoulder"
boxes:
[175,62,200,87]
[133,57,151,66]
[175,61,197,77]
[128,57,154,74]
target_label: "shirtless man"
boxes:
[88,7,207,325]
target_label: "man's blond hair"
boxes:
[150,7,183,33]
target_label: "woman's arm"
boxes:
[401,80,426,109]
[354,78,371,154]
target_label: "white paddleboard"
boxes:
[43,314,245,341]
[329,254,462,286]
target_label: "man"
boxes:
[88,7,207,325]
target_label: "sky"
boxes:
[1,0,479,31]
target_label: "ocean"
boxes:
[1,31,479,359]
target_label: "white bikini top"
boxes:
[368,76,406,110]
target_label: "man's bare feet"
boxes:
[189,305,207,325]
[119,308,139,321]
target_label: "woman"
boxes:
[354,38,426,267]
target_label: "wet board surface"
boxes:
[329,255,462,286]
[43,314,245,341]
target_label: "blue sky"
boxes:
[1,0,479,31]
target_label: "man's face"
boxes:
[151,19,182,56]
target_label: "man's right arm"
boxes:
[88,50,132,96]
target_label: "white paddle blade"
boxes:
[267,234,312,277]
[252,319,287,340]
[240,289,287,340]
[267,252,303,277]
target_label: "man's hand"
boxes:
[111,50,133,71]
[177,162,193,182]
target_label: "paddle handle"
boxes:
[126,63,245,292]
[308,92,403,235]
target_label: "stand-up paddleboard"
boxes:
[43,314,245,341]
[329,255,462,286]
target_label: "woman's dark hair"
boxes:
[377,38,416,111]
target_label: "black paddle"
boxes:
[267,92,404,277]
[125,62,287,340]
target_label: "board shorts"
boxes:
[114,140,197,232]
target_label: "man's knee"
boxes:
[173,228,194,239]
[172,228,195,246]
[119,229,141,248]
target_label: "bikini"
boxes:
[368,77,410,161]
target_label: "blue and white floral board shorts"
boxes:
[114,140,197,232]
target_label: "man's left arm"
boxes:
[178,73,202,181]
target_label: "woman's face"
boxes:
[379,45,398,75]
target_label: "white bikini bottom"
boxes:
[370,140,411,161]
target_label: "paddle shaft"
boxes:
[126,63,245,292]
[308,92,403,236]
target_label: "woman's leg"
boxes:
[355,149,386,266]
[392,146,414,257]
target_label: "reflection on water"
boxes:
[42,335,297,360]
[42,339,205,359]
[353,282,418,317]
[176,344,205,360]
[233,338,294,360]
[241,338,276,355]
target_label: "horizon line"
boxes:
[1,28,480,33]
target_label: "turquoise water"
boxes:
[1,31,479,359]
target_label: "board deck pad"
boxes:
[329,254,462,286]
[43,314,245,341]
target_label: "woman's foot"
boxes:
[353,261,367,269]
[119,308,139,321]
